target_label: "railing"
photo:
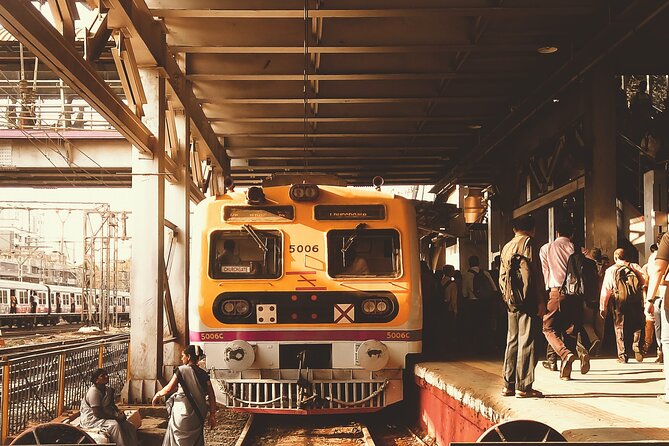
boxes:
[0,336,129,444]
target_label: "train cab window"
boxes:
[209,229,282,279]
[327,229,401,278]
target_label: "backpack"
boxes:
[561,252,600,307]
[613,264,641,303]
[469,268,495,301]
[502,236,532,306]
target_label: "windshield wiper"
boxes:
[341,223,367,253]
[242,224,268,252]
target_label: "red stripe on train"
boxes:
[190,329,421,342]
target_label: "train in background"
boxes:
[0,279,130,327]
[190,174,422,413]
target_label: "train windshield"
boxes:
[327,229,400,278]
[209,229,282,279]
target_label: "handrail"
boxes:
[0,336,129,443]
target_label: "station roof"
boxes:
[0,1,668,192]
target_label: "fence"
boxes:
[0,336,128,444]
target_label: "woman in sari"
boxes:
[152,346,217,446]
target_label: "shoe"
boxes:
[617,355,629,363]
[515,388,544,398]
[542,360,558,371]
[633,347,644,363]
[501,386,515,397]
[560,353,576,380]
[656,352,664,364]
[588,339,601,357]
[579,353,590,374]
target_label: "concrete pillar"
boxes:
[644,169,667,259]
[124,68,165,403]
[163,108,191,376]
[584,62,617,258]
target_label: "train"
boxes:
[0,279,130,327]
[190,175,422,413]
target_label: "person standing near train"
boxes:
[152,345,217,446]
[499,215,546,398]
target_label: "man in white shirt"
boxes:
[539,220,580,380]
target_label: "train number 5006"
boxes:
[289,244,319,253]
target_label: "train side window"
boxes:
[18,290,27,304]
[327,229,401,278]
[0,289,7,304]
[209,229,282,280]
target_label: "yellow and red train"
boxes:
[190,175,422,413]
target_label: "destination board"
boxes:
[220,265,252,273]
[223,205,294,222]
[314,205,386,220]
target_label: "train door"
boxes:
[0,288,8,314]
[17,289,28,312]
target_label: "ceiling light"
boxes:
[467,124,483,130]
[552,98,560,103]
[537,46,558,54]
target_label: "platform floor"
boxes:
[415,357,669,442]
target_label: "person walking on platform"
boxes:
[152,345,217,445]
[643,243,662,362]
[646,232,669,402]
[539,220,584,380]
[600,248,647,363]
[499,215,546,398]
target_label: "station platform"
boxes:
[414,357,669,445]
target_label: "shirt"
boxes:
[499,233,546,312]
[462,266,497,299]
[539,237,574,289]
[599,260,646,312]
[441,278,458,314]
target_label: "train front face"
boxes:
[190,184,422,414]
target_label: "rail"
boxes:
[0,334,129,444]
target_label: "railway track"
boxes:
[0,333,129,360]
[235,411,427,446]
[1,322,84,339]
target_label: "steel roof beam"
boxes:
[201,97,506,104]
[151,7,596,19]
[215,116,487,123]
[105,0,229,174]
[188,73,522,81]
[431,0,669,195]
[0,0,154,156]
[219,132,472,138]
[173,44,542,54]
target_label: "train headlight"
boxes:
[289,184,320,202]
[221,299,251,316]
[357,340,389,371]
[361,298,391,315]
[362,300,376,314]
[235,300,250,315]
[224,340,255,372]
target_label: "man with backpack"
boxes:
[539,220,583,380]
[600,248,647,363]
[499,215,546,398]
